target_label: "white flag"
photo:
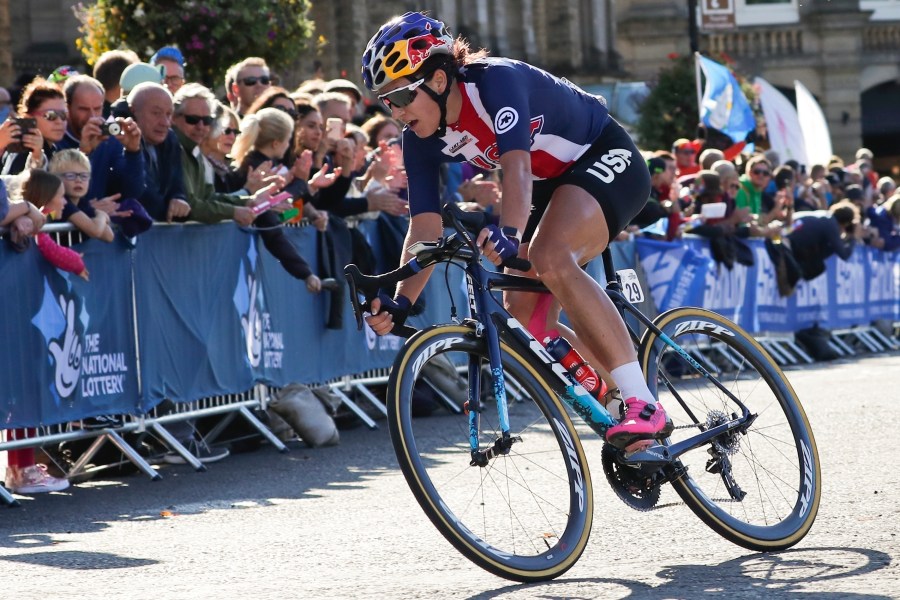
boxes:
[795,80,833,168]
[754,77,807,166]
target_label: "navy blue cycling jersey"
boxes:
[403,57,611,216]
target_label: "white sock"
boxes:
[610,362,655,404]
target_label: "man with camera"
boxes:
[56,74,147,216]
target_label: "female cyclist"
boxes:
[362,12,670,452]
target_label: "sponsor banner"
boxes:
[3,225,898,429]
[0,236,137,427]
[638,237,900,332]
[134,225,252,404]
[636,238,712,312]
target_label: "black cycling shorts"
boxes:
[522,118,650,243]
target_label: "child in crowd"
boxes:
[49,148,152,240]
[48,149,114,242]
[2,170,82,495]
[23,169,90,280]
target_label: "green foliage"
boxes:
[634,55,699,151]
[74,0,314,86]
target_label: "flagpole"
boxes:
[694,52,703,126]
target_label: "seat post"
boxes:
[601,247,618,289]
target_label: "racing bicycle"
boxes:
[344,202,820,582]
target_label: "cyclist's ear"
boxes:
[428,67,449,93]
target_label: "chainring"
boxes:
[601,442,662,511]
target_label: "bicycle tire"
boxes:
[638,307,820,551]
[387,323,593,582]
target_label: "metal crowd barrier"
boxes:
[4,219,899,505]
[0,219,398,505]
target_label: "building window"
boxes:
[861,0,900,21]
[735,0,799,26]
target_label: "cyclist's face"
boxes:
[380,76,439,138]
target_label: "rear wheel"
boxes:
[639,308,820,551]
[387,324,593,582]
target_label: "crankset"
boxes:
[601,443,663,510]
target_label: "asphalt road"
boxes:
[1,354,898,599]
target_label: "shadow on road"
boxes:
[0,424,396,554]
[468,547,894,600]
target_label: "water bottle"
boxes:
[544,336,603,398]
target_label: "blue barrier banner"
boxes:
[5,223,899,430]
[134,225,253,404]
[639,236,900,333]
[636,238,711,312]
[1,238,138,427]
[865,249,900,323]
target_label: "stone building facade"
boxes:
[8,0,900,163]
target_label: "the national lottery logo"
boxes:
[31,278,128,404]
[233,238,284,369]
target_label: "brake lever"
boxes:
[344,264,374,331]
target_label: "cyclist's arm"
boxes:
[496,149,531,234]
[395,211,443,303]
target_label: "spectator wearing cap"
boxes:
[225,57,271,116]
[93,49,139,118]
[672,138,700,178]
[150,46,186,94]
[110,62,165,119]
[47,66,79,86]
[56,74,147,215]
[128,82,191,222]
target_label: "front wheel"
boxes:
[387,324,593,582]
[639,308,820,551]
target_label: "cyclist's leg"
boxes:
[503,277,616,391]
[526,119,669,449]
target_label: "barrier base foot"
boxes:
[329,387,378,430]
[149,423,207,472]
[238,406,288,453]
[0,485,20,507]
[105,430,162,481]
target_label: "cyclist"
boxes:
[361,12,671,452]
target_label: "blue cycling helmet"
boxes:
[361,12,454,92]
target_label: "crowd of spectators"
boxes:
[1,45,897,494]
[0,47,438,493]
[635,131,899,296]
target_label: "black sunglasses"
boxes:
[752,169,771,176]
[223,127,241,136]
[378,78,425,110]
[182,114,214,126]
[37,109,68,122]
[240,75,271,87]
[274,105,298,119]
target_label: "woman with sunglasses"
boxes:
[362,12,670,452]
[1,77,66,176]
[201,102,245,193]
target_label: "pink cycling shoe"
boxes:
[605,397,673,454]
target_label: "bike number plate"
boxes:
[616,269,644,304]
